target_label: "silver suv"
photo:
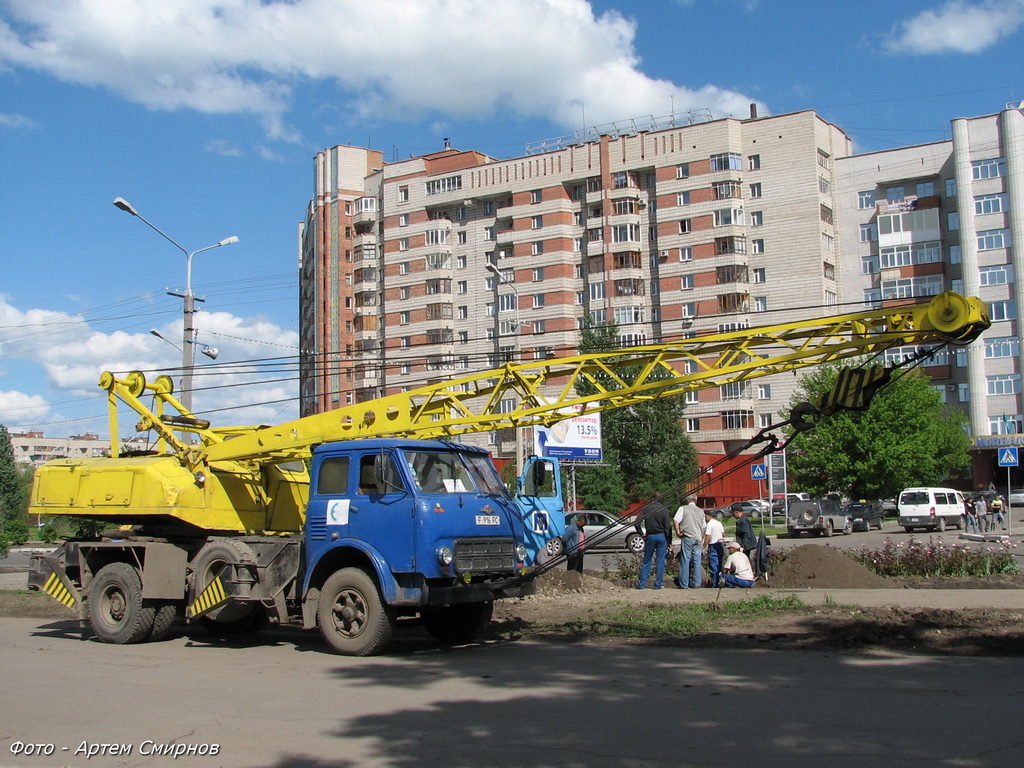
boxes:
[787,499,852,537]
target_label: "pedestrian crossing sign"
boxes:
[750,463,767,480]
[998,448,1019,467]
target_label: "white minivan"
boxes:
[897,487,966,532]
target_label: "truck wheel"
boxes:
[147,602,177,642]
[318,568,395,656]
[87,562,155,644]
[190,539,263,633]
[422,602,494,644]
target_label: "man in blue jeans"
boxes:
[637,502,673,589]
[673,496,706,588]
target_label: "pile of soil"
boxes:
[769,544,889,589]
[531,569,620,596]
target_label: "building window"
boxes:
[822,233,835,253]
[862,254,879,274]
[399,238,409,251]
[858,190,876,209]
[721,382,748,400]
[747,154,760,171]
[531,215,543,230]
[676,163,690,179]
[818,177,832,195]
[400,286,411,300]
[880,241,941,268]
[685,390,699,404]
[823,262,836,280]
[612,223,640,242]
[686,418,700,433]
[398,186,409,203]
[587,227,603,242]
[947,212,959,231]
[881,274,943,300]
[680,246,693,262]
[989,301,1017,321]
[681,274,694,290]
[425,175,462,196]
[985,336,1019,358]
[677,191,691,206]
[399,311,410,325]
[679,219,692,234]
[532,293,545,308]
[751,239,764,254]
[820,204,833,225]
[749,182,762,199]
[757,383,772,399]
[713,181,741,200]
[714,208,744,227]
[532,319,546,333]
[825,290,837,306]
[816,150,830,169]
[532,241,544,255]
[987,374,1022,396]
[753,267,766,283]
[978,229,1011,251]
[589,282,605,300]
[916,181,935,197]
[531,189,542,203]
[710,153,742,172]
[945,178,957,198]
[860,223,878,242]
[399,213,409,227]
[980,264,1014,286]
[573,237,583,252]
[975,193,1008,215]
[754,296,767,312]
[532,267,544,282]
[749,211,763,226]
[886,186,905,203]
[682,302,696,318]
[456,255,467,269]
[399,261,410,275]
[972,158,1006,179]
[723,410,754,430]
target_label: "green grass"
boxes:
[569,594,806,638]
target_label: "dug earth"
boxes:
[3,546,1024,656]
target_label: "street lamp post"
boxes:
[114,197,237,415]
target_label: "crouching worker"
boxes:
[720,540,755,588]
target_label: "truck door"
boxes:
[308,450,416,573]
[515,456,565,565]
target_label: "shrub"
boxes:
[39,524,60,544]
[846,537,1019,578]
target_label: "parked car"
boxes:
[787,499,852,537]
[1009,489,1024,506]
[563,510,646,554]
[845,500,885,532]
[713,500,766,519]
[897,487,966,532]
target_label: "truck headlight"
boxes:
[515,544,527,562]
[437,546,453,565]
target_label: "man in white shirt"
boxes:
[702,509,726,587]
[721,540,755,588]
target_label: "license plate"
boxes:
[475,515,500,526]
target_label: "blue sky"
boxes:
[1,0,1022,438]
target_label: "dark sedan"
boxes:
[845,501,885,532]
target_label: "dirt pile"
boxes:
[531,569,619,596]
[770,544,890,589]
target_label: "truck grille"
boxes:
[453,538,516,573]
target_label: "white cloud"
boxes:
[0,112,38,129]
[0,0,765,137]
[0,390,50,424]
[884,0,1024,54]
[0,296,300,433]
[203,139,244,157]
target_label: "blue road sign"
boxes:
[750,463,767,480]
[998,447,1019,467]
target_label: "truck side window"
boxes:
[317,457,349,495]
[358,454,403,495]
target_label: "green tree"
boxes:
[572,318,698,510]
[785,363,970,500]
[0,425,31,550]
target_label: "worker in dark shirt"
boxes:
[732,507,757,557]
[636,502,673,589]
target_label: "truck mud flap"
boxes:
[28,551,82,614]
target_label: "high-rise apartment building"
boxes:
[837,106,1024,487]
[299,110,851,462]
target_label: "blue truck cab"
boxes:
[302,439,534,654]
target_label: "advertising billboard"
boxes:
[534,407,602,461]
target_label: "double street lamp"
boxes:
[114,197,238,415]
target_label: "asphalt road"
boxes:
[0,615,1022,768]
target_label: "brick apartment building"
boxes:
[299,109,850,480]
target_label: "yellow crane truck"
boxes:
[27,292,989,655]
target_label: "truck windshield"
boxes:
[405,451,475,494]
[462,453,508,497]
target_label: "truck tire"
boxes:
[190,539,263,633]
[318,568,395,656]
[87,562,155,644]
[147,602,177,642]
[422,602,494,644]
